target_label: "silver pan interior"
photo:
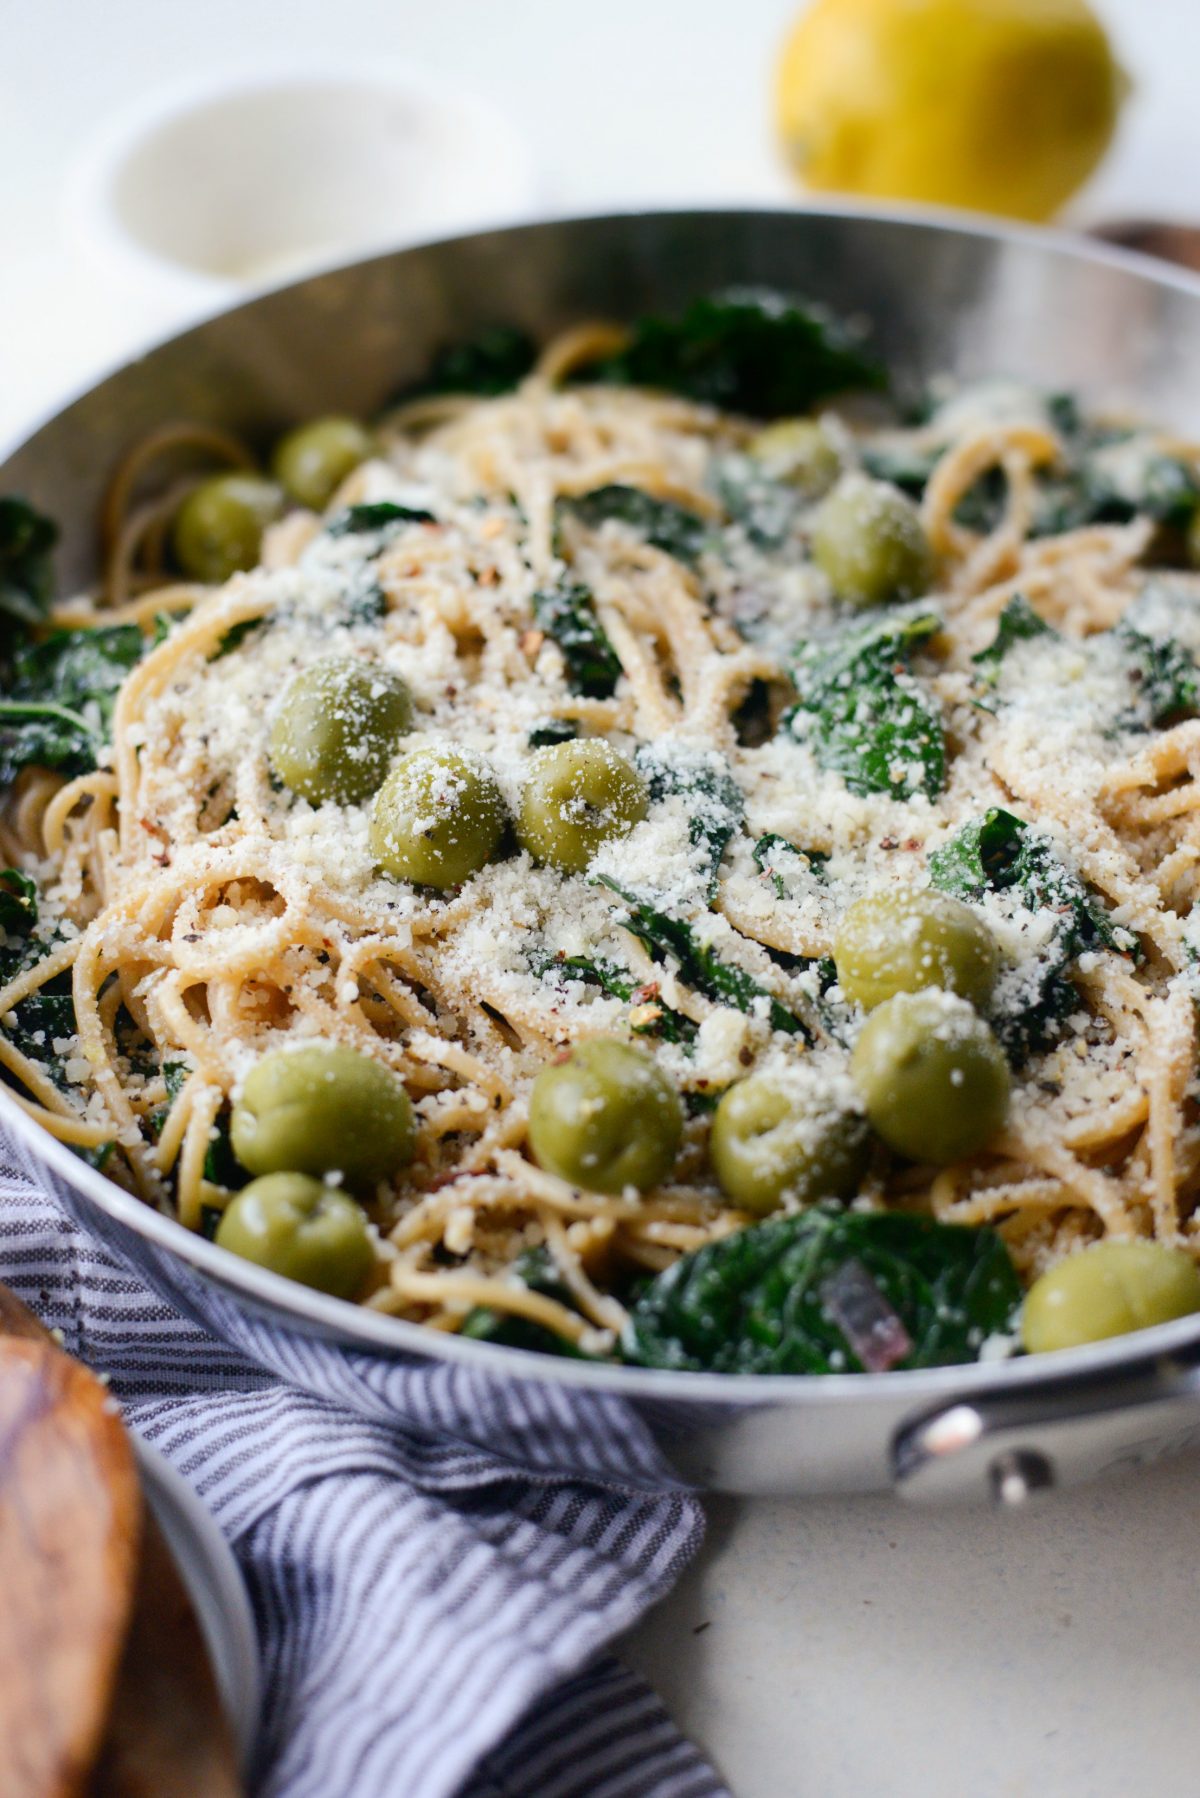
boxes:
[7,206,1200,1502]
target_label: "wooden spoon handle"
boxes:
[0,1283,243,1796]
[0,1338,142,1798]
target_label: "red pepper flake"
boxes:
[878,836,898,850]
[631,981,661,1003]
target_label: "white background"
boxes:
[4,3,1200,1794]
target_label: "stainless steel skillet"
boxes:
[6,205,1200,1504]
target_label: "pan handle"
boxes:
[892,1351,1200,1504]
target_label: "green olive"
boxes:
[709,1070,868,1216]
[172,474,285,583]
[834,889,999,1012]
[269,657,414,806]
[517,740,647,875]
[528,1039,682,1194]
[748,419,841,496]
[849,990,1009,1164]
[272,416,375,511]
[370,746,506,888]
[811,474,933,606]
[231,1042,415,1186]
[1022,1240,1200,1354]
[215,1172,373,1299]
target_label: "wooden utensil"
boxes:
[0,1335,141,1798]
[0,1285,242,1796]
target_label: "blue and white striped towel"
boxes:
[0,1143,727,1798]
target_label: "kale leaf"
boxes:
[1115,621,1199,727]
[404,327,537,400]
[859,441,941,497]
[153,1060,245,1188]
[527,717,579,749]
[327,501,436,537]
[971,594,1053,692]
[710,454,800,550]
[929,807,1134,1061]
[0,625,143,786]
[460,1246,598,1357]
[752,833,826,900]
[531,581,622,699]
[580,289,885,418]
[557,485,708,566]
[0,867,38,963]
[1035,436,1200,537]
[531,947,697,1045]
[624,1204,1021,1374]
[929,808,1131,957]
[786,607,945,801]
[596,875,811,1039]
[0,497,57,639]
[635,743,743,899]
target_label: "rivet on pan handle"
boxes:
[892,1369,1200,1506]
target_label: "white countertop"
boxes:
[4,4,1200,1793]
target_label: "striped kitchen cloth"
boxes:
[0,1146,728,1798]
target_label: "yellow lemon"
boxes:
[774,0,1127,222]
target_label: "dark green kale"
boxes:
[786,607,945,801]
[0,873,77,1094]
[530,947,697,1045]
[1035,436,1200,537]
[752,833,827,899]
[859,441,941,497]
[971,592,1199,730]
[557,485,708,565]
[211,617,262,660]
[527,717,579,749]
[0,497,57,640]
[635,744,743,899]
[929,807,1135,1060]
[403,327,537,400]
[153,1059,245,1188]
[460,1246,598,1357]
[531,581,622,699]
[971,594,1054,703]
[596,875,811,1040]
[624,1204,1021,1374]
[929,808,1129,957]
[327,501,436,537]
[580,289,885,418]
[1114,621,1199,726]
[0,625,143,786]
[0,867,38,958]
[710,454,801,550]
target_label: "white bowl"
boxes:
[65,65,537,333]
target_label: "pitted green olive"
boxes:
[528,1039,682,1194]
[748,419,841,496]
[849,989,1009,1164]
[272,416,375,511]
[1022,1239,1200,1353]
[269,657,414,806]
[517,740,647,875]
[231,1042,415,1186]
[709,1070,869,1216]
[172,474,285,584]
[369,747,507,888]
[834,889,999,1011]
[811,474,933,606]
[215,1172,373,1298]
